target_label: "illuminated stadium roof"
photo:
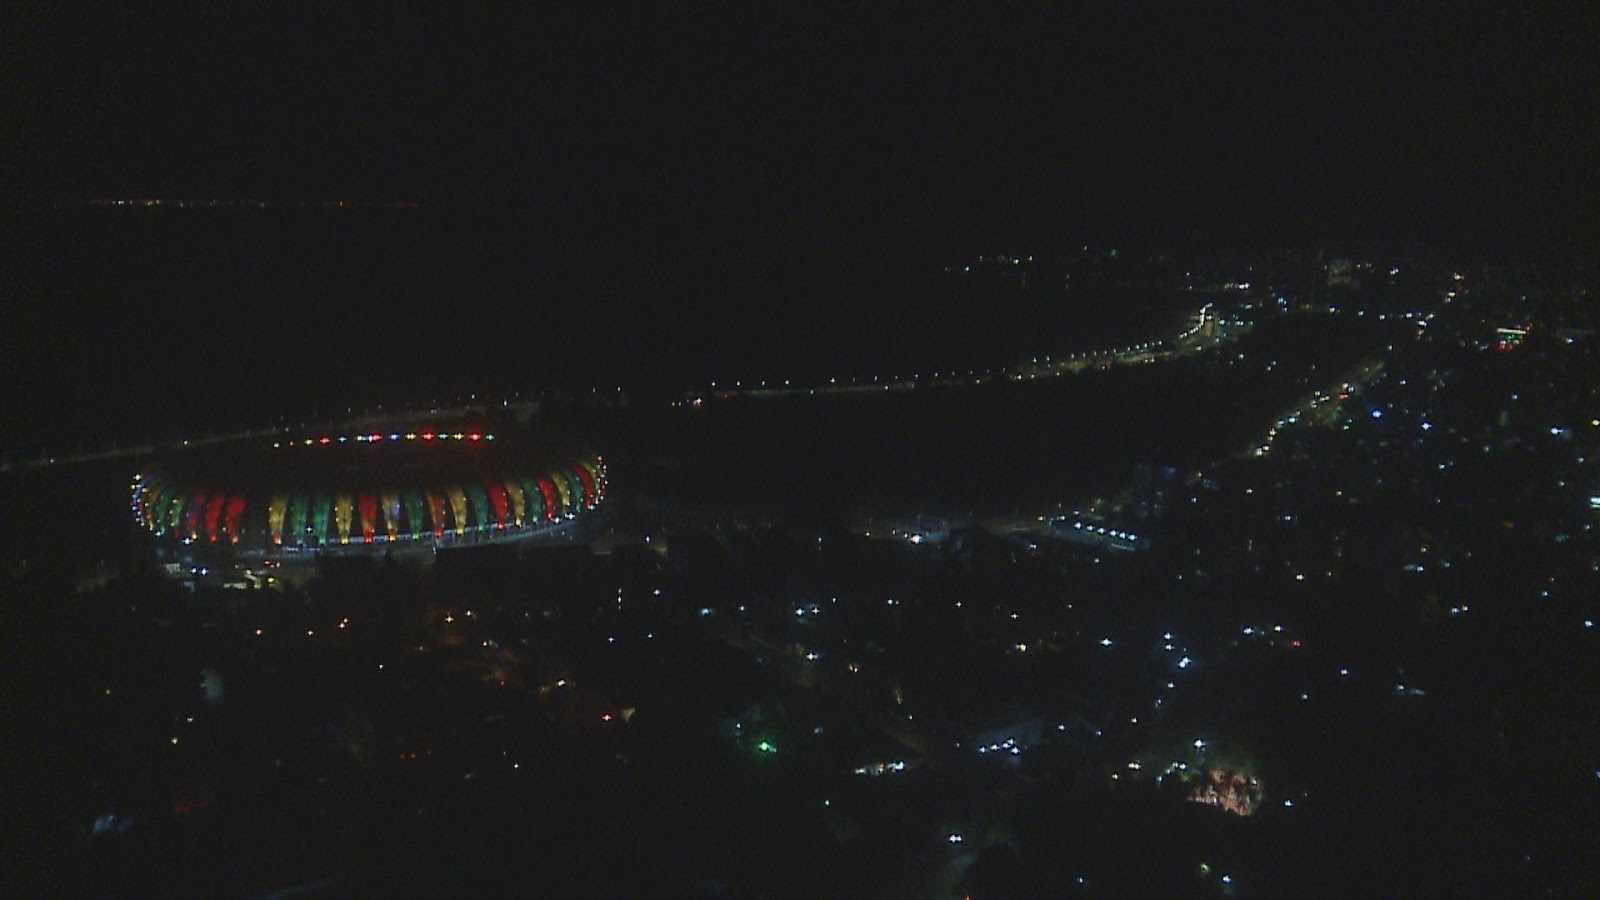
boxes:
[131,420,606,556]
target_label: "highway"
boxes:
[678,302,1230,406]
[1,402,544,474]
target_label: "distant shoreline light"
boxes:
[69,198,425,210]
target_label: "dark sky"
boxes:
[10,5,1597,257]
[2,5,1596,450]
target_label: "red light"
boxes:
[422,432,435,441]
[1291,639,1302,648]
[469,432,481,441]
[319,437,331,445]
[370,434,381,442]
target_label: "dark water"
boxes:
[5,207,1192,455]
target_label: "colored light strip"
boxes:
[275,431,493,447]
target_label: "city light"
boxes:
[33,210,1596,891]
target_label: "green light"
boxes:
[756,740,777,754]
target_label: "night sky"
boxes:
[12,5,1596,255]
[4,5,1596,449]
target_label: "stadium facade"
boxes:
[131,423,606,558]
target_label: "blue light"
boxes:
[1371,408,1383,419]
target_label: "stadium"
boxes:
[131,416,606,560]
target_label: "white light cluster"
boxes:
[977,737,1022,756]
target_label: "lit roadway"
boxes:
[1,401,544,474]
[6,305,1232,474]
[680,302,1228,405]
